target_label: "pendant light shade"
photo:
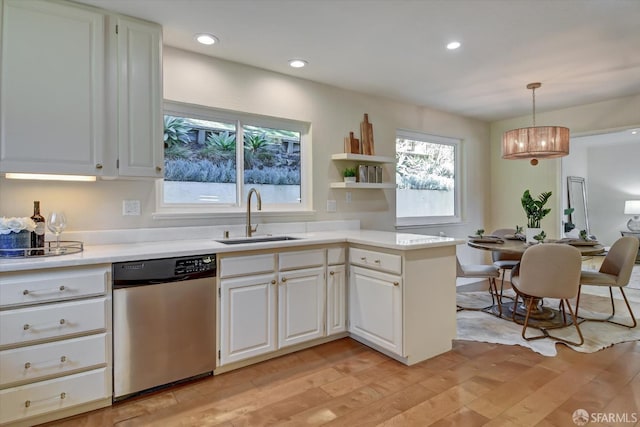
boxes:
[502,83,570,164]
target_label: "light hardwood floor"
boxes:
[40,338,640,427]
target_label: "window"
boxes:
[396,130,460,226]
[157,102,310,215]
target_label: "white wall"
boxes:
[489,94,640,240]
[0,47,490,246]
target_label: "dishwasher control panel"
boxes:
[175,255,215,275]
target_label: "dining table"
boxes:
[466,236,605,328]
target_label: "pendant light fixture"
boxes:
[502,82,570,166]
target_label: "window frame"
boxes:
[154,101,312,218]
[395,129,462,228]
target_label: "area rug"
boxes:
[456,285,640,357]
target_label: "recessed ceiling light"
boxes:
[288,59,307,68]
[195,33,218,46]
[446,41,461,50]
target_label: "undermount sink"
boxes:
[215,236,302,245]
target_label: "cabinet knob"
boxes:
[23,324,30,330]
[156,166,162,173]
[281,277,287,283]
[271,280,276,285]
[95,163,103,169]
[374,259,381,264]
[329,271,335,275]
[59,319,65,325]
[24,362,31,369]
[60,356,67,363]
[361,257,367,261]
[393,282,400,286]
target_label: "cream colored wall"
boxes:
[489,93,640,239]
[0,47,490,239]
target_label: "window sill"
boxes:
[152,209,316,221]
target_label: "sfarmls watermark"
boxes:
[572,409,638,425]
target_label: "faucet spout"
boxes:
[246,188,262,237]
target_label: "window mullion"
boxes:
[236,119,244,207]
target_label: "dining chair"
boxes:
[456,257,501,314]
[575,236,639,328]
[491,228,522,301]
[510,243,583,346]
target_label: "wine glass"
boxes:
[47,212,67,254]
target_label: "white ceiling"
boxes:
[76,0,640,122]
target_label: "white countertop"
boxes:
[0,230,463,273]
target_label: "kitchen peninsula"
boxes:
[0,229,462,426]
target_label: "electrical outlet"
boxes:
[346,192,352,204]
[326,200,336,212]
[122,199,141,216]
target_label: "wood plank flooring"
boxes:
[40,338,640,427]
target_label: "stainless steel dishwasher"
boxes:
[112,254,216,401]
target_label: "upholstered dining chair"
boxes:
[510,243,583,346]
[456,257,501,314]
[491,228,522,300]
[575,236,639,328]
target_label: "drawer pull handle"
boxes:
[24,362,31,369]
[23,318,66,331]
[60,356,67,363]
[22,285,66,296]
[156,166,162,173]
[24,393,66,408]
[361,257,367,261]
[96,163,103,169]
[393,282,400,287]
[374,259,381,264]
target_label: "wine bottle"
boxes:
[30,201,45,255]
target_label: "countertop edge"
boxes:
[0,231,464,273]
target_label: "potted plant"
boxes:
[521,189,552,243]
[343,167,356,183]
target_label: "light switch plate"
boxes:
[122,199,141,216]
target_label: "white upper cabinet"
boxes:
[0,0,107,175]
[111,15,163,177]
[0,0,163,178]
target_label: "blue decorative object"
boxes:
[0,230,30,257]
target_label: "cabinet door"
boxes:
[0,0,106,175]
[326,264,347,335]
[220,273,277,365]
[349,266,402,355]
[114,15,163,177]
[278,267,325,348]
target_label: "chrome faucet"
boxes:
[246,188,262,237]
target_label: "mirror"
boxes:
[567,176,589,235]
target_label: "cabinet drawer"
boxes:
[327,247,346,265]
[350,247,402,274]
[0,367,110,425]
[0,334,108,388]
[0,265,108,308]
[0,298,107,349]
[220,254,275,278]
[279,249,324,271]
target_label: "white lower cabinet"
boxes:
[0,265,111,426]
[278,266,325,348]
[349,265,402,355]
[219,272,277,366]
[219,248,329,367]
[326,246,347,335]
